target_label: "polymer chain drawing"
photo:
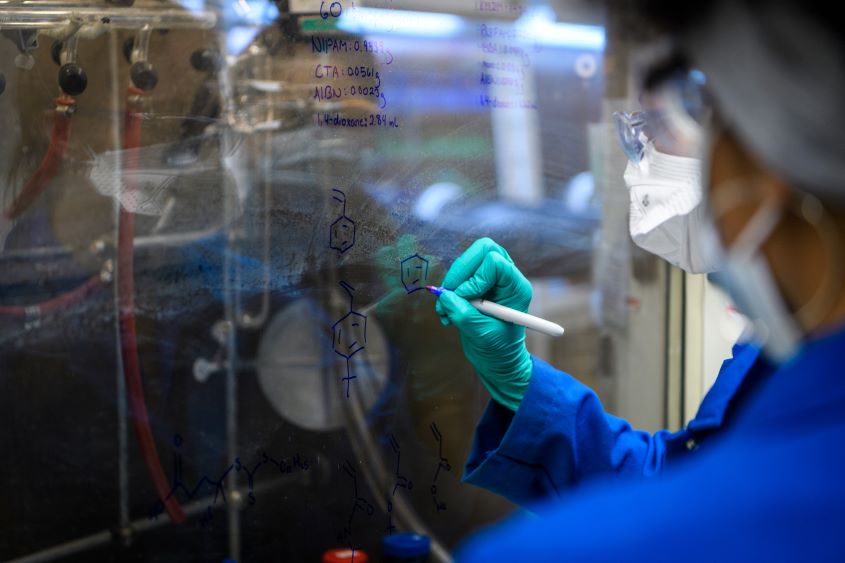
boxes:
[338,459,375,560]
[385,434,413,535]
[429,422,451,512]
[148,434,311,528]
[337,424,450,554]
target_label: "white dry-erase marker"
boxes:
[426,286,565,337]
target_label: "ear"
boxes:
[707,128,745,193]
[758,168,792,209]
[707,128,794,246]
[708,128,791,204]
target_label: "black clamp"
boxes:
[51,37,88,96]
[123,33,159,92]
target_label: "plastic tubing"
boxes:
[3,96,75,219]
[0,92,102,319]
[119,87,186,524]
[0,85,186,523]
[0,273,102,317]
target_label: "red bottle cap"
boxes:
[322,548,369,563]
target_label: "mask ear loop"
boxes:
[707,181,845,335]
[791,193,845,332]
[704,174,776,245]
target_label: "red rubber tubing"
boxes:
[0,274,102,317]
[119,87,186,524]
[4,96,75,220]
[0,97,99,318]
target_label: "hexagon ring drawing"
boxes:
[332,311,367,359]
[330,215,356,254]
[401,254,430,294]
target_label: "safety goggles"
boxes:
[613,66,713,163]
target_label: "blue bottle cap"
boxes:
[383,533,431,557]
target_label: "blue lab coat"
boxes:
[457,326,845,561]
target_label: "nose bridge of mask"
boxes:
[649,145,701,185]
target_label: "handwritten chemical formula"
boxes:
[401,254,431,294]
[338,459,375,560]
[429,422,451,512]
[310,0,401,129]
[329,189,356,254]
[385,434,413,535]
[148,434,311,529]
[332,281,368,398]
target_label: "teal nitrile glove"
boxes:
[435,238,533,411]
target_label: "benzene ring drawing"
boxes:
[401,254,430,294]
[333,281,367,398]
[332,311,367,360]
[329,188,356,254]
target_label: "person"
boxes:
[434,1,845,560]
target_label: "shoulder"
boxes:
[457,422,845,563]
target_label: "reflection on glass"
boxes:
[0,1,620,561]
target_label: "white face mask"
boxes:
[624,143,719,274]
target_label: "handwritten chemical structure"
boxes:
[329,188,356,254]
[429,422,451,512]
[338,459,374,561]
[400,254,430,294]
[332,281,368,398]
[148,434,310,528]
[386,434,413,535]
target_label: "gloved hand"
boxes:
[435,238,533,411]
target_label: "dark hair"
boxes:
[621,0,842,47]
